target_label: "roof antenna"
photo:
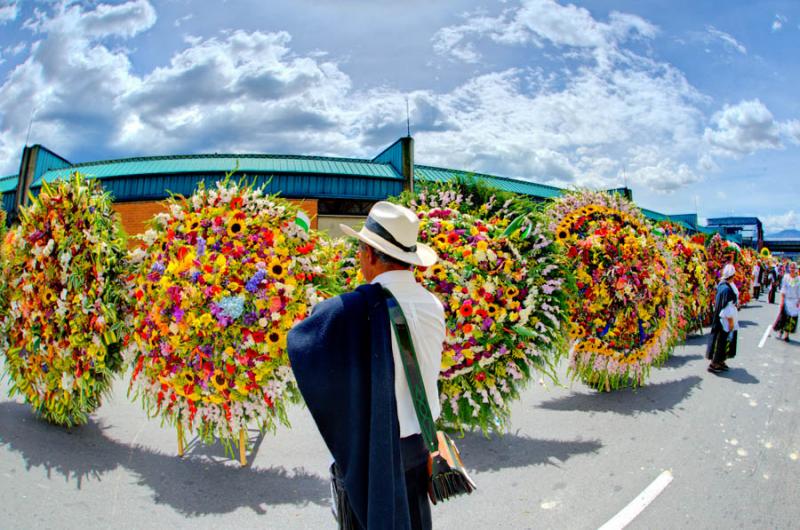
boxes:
[25,108,37,146]
[405,97,411,137]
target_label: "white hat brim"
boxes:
[340,223,437,267]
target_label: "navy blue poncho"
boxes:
[287,283,410,529]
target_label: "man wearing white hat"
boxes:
[706,264,739,373]
[288,201,445,530]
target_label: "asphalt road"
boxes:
[2,296,799,530]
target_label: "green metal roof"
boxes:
[640,208,694,232]
[33,153,402,187]
[1,174,17,194]
[415,165,563,199]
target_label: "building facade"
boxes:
[2,137,713,238]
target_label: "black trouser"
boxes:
[401,434,433,530]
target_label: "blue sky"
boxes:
[0,0,798,232]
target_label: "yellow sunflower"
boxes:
[267,258,287,280]
[226,216,246,238]
[211,370,228,392]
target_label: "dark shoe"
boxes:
[720,363,730,371]
[707,365,722,374]
[785,336,790,342]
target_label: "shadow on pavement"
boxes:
[455,431,602,472]
[662,353,703,369]
[716,367,759,385]
[0,401,329,515]
[738,320,758,328]
[537,376,703,416]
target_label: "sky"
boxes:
[0,0,798,233]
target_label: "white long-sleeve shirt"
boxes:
[372,270,446,437]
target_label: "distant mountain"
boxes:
[766,229,800,240]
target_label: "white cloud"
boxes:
[762,210,799,233]
[174,13,193,28]
[706,26,747,55]
[703,99,795,156]
[433,0,657,65]
[0,1,18,25]
[772,14,787,32]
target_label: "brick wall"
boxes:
[113,198,319,237]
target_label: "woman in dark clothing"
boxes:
[772,265,785,304]
[767,266,778,304]
[707,264,739,373]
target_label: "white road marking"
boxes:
[758,326,772,348]
[597,470,674,530]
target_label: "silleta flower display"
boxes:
[126,179,330,448]
[665,234,713,337]
[1,173,130,426]
[0,207,8,323]
[706,234,751,305]
[401,183,569,433]
[549,191,680,391]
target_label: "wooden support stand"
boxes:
[177,423,185,457]
[239,428,247,466]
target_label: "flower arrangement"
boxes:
[0,207,8,321]
[665,234,712,337]
[1,173,130,426]
[126,179,331,446]
[548,190,680,391]
[705,234,751,305]
[741,247,757,300]
[395,180,570,433]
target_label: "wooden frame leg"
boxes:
[239,428,247,466]
[177,423,185,457]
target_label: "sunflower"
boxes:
[211,370,228,392]
[486,304,500,317]
[267,258,287,280]
[429,264,446,279]
[226,216,245,238]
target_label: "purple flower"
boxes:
[196,236,206,257]
[245,270,266,293]
[173,308,184,323]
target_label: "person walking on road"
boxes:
[767,265,778,304]
[287,201,445,530]
[773,262,800,342]
[752,262,762,300]
[707,264,739,374]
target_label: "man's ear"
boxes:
[365,244,378,265]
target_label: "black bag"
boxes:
[384,289,476,505]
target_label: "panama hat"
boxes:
[340,201,438,267]
[721,263,736,279]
